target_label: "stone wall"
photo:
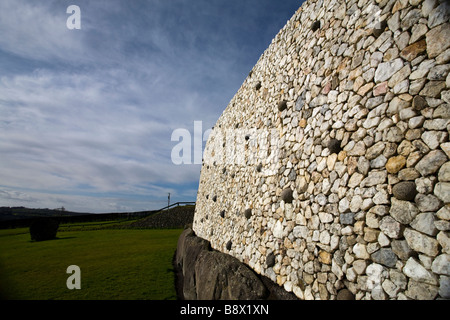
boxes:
[193,0,450,300]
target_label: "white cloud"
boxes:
[0,0,301,212]
[0,0,87,63]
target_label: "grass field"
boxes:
[0,227,183,300]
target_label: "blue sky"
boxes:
[0,0,302,213]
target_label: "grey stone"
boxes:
[366,142,385,160]
[428,3,450,29]
[379,216,403,239]
[391,239,414,261]
[431,254,450,276]
[415,194,442,213]
[426,23,450,58]
[374,58,404,83]
[435,182,450,203]
[362,170,387,187]
[401,9,421,30]
[404,228,440,257]
[340,212,355,225]
[403,257,438,285]
[406,280,439,300]
[411,212,438,236]
[295,95,305,111]
[415,150,448,176]
[439,162,450,182]
[439,276,450,299]
[390,198,419,225]
[438,230,450,254]
[384,126,404,143]
[421,131,448,150]
[428,64,450,81]
[371,248,398,268]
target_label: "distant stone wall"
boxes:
[193,0,450,300]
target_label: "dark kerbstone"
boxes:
[176,229,210,300]
[266,252,276,267]
[195,250,268,300]
[372,20,387,38]
[226,240,232,251]
[278,100,287,112]
[244,209,252,219]
[337,289,355,300]
[281,188,294,203]
[328,139,342,154]
[412,95,428,111]
[392,181,417,201]
[311,20,321,32]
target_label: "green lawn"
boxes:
[0,228,183,300]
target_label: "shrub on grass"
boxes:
[29,218,59,241]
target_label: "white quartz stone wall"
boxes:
[193,0,450,300]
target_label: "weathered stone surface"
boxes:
[404,228,440,256]
[406,280,439,300]
[371,248,398,268]
[415,194,442,213]
[403,257,438,285]
[374,58,404,83]
[435,182,450,203]
[426,23,450,58]
[392,239,414,261]
[422,131,448,150]
[379,216,403,239]
[176,229,211,300]
[415,150,448,176]
[431,254,450,276]
[195,250,268,300]
[439,162,450,182]
[390,198,419,225]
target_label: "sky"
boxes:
[0,0,303,213]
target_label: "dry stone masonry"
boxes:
[193,0,450,300]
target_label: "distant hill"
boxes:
[0,204,195,229]
[129,205,195,229]
[0,206,86,221]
